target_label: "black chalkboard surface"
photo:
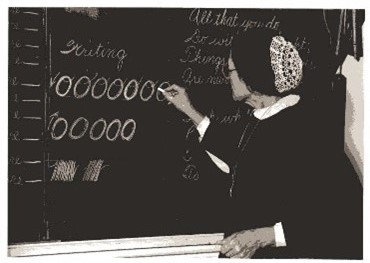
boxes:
[9,7,335,243]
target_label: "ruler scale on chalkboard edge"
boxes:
[20,83,41,87]
[22,138,41,141]
[24,28,39,32]
[22,99,41,102]
[8,7,48,243]
[23,11,40,16]
[22,61,40,66]
[24,44,40,49]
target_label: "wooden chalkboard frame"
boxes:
[9,233,223,258]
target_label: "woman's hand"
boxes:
[163,84,192,114]
[219,227,275,258]
[163,84,204,126]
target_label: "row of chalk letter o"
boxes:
[55,75,170,101]
[51,116,136,141]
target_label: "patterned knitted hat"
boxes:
[270,36,303,93]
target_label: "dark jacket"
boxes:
[188,99,362,259]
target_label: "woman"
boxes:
[163,29,362,259]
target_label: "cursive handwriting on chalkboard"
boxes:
[180,45,226,73]
[181,67,229,86]
[60,39,128,71]
[185,29,233,47]
[188,8,280,32]
[189,9,239,28]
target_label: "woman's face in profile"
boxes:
[228,55,251,101]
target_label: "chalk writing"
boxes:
[9,174,23,185]
[185,124,196,140]
[60,39,128,71]
[184,29,209,45]
[10,8,20,15]
[209,108,242,124]
[73,76,91,99]
[188,9,214,26]
[9,156,22,165]
[182,149,192,162]
[123,79,139,101]
[89,118,107,141]
[188,8,280,32]
[51,160,78,182]
[91,77,108,99]
[182,67,228,86]
[82,160,105,182]
[293,36,316,70]
[107,78,124,100]
[120,119,136,141]
[180,45,226,73]
[139,80,156,102]
[189,9,239,28]
[11,110,21,120]
[9,131,21,141]
[182,67,204,86]
[11,22,20,31]
[206,74,229,85]
[68,117,89,140]
[65,8,99,20]
[213,9,240,28]
[182,164,199,181]
[52,73,168,102]
[49,112,136,142]
[239,16,280,32]
[11,40,22,49]
[184,28,233,47]
[106,119,121,141]
[294,37,310,52]
[10,77,19,86]
[12,94,19,103]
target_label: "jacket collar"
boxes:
[253,94,300,120]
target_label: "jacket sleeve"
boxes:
[199,105,255,172]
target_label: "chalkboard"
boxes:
[9,7,336,243]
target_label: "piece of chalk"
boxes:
[157,88,165,93]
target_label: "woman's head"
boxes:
[230,29,303,99]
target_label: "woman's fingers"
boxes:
[221,235,241,256]
[164,84,182,92]
[162,90,174,101]
[225,245,242,258]
[230,246,257,258]
[162,86,181,101]
[225,250,237,258]
[244,248,256,258]
[220,239,234,254]
[231,250,247,259]
[220,243,232,254]
[165,84,186,96]
[220,233,238,254]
